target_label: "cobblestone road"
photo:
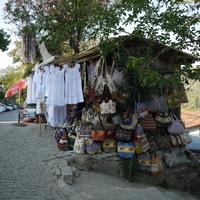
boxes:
[0,110,199,200]
[0,110,69,200]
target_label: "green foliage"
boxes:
[0,65,27,103]
[159,179,170,190]
[2,0,200,103]
[113,48,200,101]
[122,157,142,182]
[4,0,200,56]
[182,80,200,111]
[0,29,11,51]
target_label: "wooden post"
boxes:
[39,114,41,137]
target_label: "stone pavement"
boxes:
[0,109,199,200]
[0,109,70,200]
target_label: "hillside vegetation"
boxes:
[182,81,200,111]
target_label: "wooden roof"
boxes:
[54,45,99,65]
[181,110,200,129]
[53,35,196,66]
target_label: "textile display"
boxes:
[102,139,117,153]
[134,123,145,139]
[64,63,84,104]
[140,135,150,152]
[145,95,162,113]
[167,112,185,135]
[154,127,171,150]
[120,113,138,131]
[157,95,168,113]
[111,56,126,86]
[115,125,133,142]
[117,141,135,159]
[95,58,107,96]
[138,112,156,130]
[137,153,151,172]
[74,134,86,154]
[92,123,105,142]
[46,65,66,106]
[170,134,183,147]
[133,137,142,154]
[136,102,148,119]
[117,88,131,103]
[104,60,116,94]
[112,115,121,125]
[150,153,164,175]
[87,58,102,89]
[79,122,92,136]
[163,151,179,167]
[100,99,116,114]
[154,112,172,127]
[68,130,77,150]
[54,128,69,151]
[148,136,159,152]
[85,138,102,154]
[104,129,116,139]
[179,129,192,145]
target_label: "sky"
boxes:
[0,0,16,69]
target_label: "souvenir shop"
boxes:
[26,37,194,175]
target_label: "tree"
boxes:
[3,0,200,55]
[3,0,120,55]
[2,0,200,106]
[0,29,10,51]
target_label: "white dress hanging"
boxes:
[64,63,84,104]
[46,65,65,106]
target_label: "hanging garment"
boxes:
[35,69,43,99]
[41,66,49,99]
[31,71,37,103]
[64,63,84,104]
[47,105,68,127]
[26,75,33,104]
[46,65,65,106]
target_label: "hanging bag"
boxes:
[120,105,138,130]
[154,127,171,150]
[157,95,169,113]
[167,111,185,134]
[138,112,156,131]
[148,136,159,153]
[105,59,116,94]
[74,134,86,155]
[92,123,105,142]
[150,153,164,175]
[102,116,116,139]
[85,138,102,155]
[163,150,179,167]
[140,134,150,152]
[88,57,102,89]
[100,85,116,115]
[112,52,126,86]
[102,138,117,153]
[154,112,172,127]
[136,102,148,119]
[95,58,107,95]
[117,141,135,159]
[115,125,133,142]
[137,152,152,172]
[145,94,162,113]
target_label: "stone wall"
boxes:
[70,149,200,197]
